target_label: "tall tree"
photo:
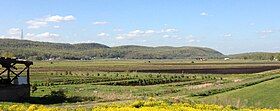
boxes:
[270,56,275,61]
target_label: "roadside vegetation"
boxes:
[2,99,280,111]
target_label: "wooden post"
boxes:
[7,67,10,80]
[27,67,30,85]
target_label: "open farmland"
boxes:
[2,60,280,107]
[31,59,280,73]
[1,59,279,108]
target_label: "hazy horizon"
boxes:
[1,0,280,54]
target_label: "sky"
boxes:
[0,0,280,54]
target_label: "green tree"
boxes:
[276,54,280,61]
[270,56,275,61]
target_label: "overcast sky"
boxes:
[0,0,280,54]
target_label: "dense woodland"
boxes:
[230,52,280,61]
[0,39,279,60]
[0,39,224,60]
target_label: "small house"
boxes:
[224,58,230,60]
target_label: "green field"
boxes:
[1,59,280,108]
[199,77,280,108]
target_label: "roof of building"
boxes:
[0,57,33,67]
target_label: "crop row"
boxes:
[32,77,135,86]
[98,78,192,86]
[190,74,280,97]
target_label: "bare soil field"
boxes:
[131,66,280,74]
[30,61,280,74]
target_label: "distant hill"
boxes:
[0,39,109,50]
[0,39,224,60]
[229,52,280,60]
[112,45,224,59]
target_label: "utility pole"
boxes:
[21,29,23,40]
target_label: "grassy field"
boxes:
[199,76,280,108]
[1,59,280,109]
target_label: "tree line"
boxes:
[230,52,280,61]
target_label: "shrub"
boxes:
[46,89,67,103]
[131,100,145,108]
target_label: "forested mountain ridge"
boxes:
[0,39,224,60]
[0,39,109,50]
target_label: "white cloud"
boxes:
[97,33,110,37]
[128,30,145,36]
[145,30,157,34]
[53,25,60,28]
[162,35,177,38]
[115,36,126,40]
[26,15,75,29]
[161,28,177,33]
[200,12,208,16]
[45,15,76,22]
[0,35,19,39]
[145,30,155,34]
[63,15,76,21]
[118,29,154,39]
[113,29,123,32]
[115,28,178,40]
[258,29,275,38]
[93,21,110,25]
[260,30,273,33]
[186,35,200,43]
[186,38,200,43]
[25,33,35,37]
[223,34,232,37]
[162,35,170,38]
[117,30,146,39]
[7,28,21,35]
[26,32,60,38]
[26,20,48,29]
